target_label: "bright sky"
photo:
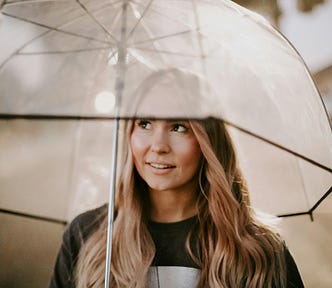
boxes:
[279,0,332,73]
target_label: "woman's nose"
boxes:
[150,130,170,154]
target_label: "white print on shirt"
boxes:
[148,266,200,288]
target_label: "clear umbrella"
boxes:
[0,0,331,286]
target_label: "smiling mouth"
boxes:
[148,163,175,169]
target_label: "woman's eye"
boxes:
[137,120,151,130]
[172,123,188,133]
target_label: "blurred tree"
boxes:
[232,0,331,124]
[233,0,281,26]
[233,0,326,27]
[297,0,325,12]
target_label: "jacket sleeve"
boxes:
[48,219,83,288]
[48,205,107,288]
[285,247,305,288]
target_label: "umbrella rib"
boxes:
[277,186,331,221]
[126,0,154,39]
[0,114,115,121]
[0,22,63,70]
[130,30,201,59]
[295,156,311,218]
[3,0,120,43]
[131,0,197,32]
[132,47,200,57]
[1,115,331,221]
[0,114,331,173]
[133,29,194,45]
[76,0,119,43]
[122,7,167,66]
[125,1,209,64]
[0,208,67,225]
[277,211,313,220]
[191,0,207,75]
[131,29,215,59]
[223,119,332,173]
[126,1,201,53]
[0,14,114,69]
[1,12,113,45]
[18,46,113,55]
[309,186,332,214]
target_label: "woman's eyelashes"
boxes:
[135,120,190,133]
[136,120,152,129]
[171,123,189,133]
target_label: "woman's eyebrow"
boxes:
[166,119,189,123]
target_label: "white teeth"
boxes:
[150,163,172,169]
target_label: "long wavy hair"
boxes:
[75,117,286,288]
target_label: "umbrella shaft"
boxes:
[105,3,128,286]
[104,117,120,288]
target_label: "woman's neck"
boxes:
[149,188,197,223]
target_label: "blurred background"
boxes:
[235,1,332,288]
[0,0,331,287]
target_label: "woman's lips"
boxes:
[148,163,175,169]
[146,162,176,175]
[146,162,175,176]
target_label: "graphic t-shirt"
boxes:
[148,216,200,287]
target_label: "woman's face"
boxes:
[130,120,202,194]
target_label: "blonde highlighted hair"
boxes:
[75,117,286,288]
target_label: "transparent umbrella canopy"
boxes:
[0,0,331,286]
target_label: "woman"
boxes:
[50,70,304,288]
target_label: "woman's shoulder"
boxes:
[64,204,108,245]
